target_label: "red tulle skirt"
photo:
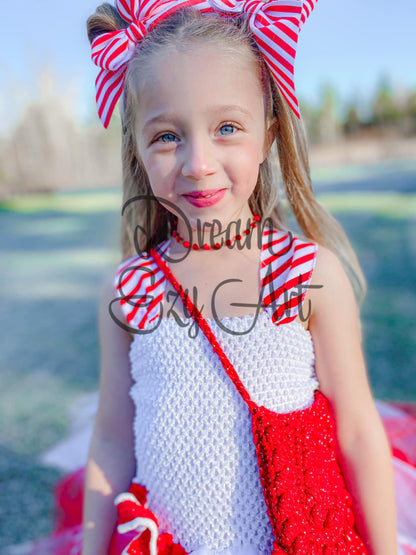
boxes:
[27,401,416,555]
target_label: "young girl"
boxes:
[76,0,408,554]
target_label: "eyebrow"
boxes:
[142,105,253,131]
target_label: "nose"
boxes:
[181,136,215,180]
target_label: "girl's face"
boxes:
[134,43,275,236]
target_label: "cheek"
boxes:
[228,143,263,192]
[141,152,177,193]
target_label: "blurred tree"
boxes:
[299,100,320,145]
[1,71,75,194]
[0,68,122,197]
[344,102,364,135]
[371,75,402,126]
[406,90,416,119]
[314,84,343,143]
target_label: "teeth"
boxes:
[189,192,216,198]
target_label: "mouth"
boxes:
[182,188,227,208]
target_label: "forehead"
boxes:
[134,44,265,125]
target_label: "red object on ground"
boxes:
[53,466,85,533]
[391,403,416,418]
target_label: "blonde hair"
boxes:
[87,4,367,306]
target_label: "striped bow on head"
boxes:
[91,0,318,128]
[207,0,317,119]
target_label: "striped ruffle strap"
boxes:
[91,0,318,128]
[260,227,318,325]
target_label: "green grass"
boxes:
[0,188,122,214]
[335,212,416,401]
[317,192,416,218]
[0,446,61,549]
[0,197,122,549]
[310,157,416,185]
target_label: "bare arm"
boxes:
[308,246,398,555]
[82,270,135,555]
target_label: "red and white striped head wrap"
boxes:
[91,0,318,128]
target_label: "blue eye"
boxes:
[219,124,236,135]
[157,133,178,143]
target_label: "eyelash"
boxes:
[154,122,239,143]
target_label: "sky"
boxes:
[1,0,415,131]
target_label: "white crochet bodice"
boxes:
[114,227,320,554]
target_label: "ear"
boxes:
[261,117,278,163]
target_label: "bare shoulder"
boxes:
[99,267,118,307]
[310,243,349,292]
[308,243,359,323]
[95,268,135,444]
[99,267,135,342]
[98,265,135,371]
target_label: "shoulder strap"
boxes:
[261,228,318,325]
[114,240,171,330]
[150,247,257,413]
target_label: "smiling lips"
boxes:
[183,188,227,207]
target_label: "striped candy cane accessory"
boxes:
[91,0,318,128]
